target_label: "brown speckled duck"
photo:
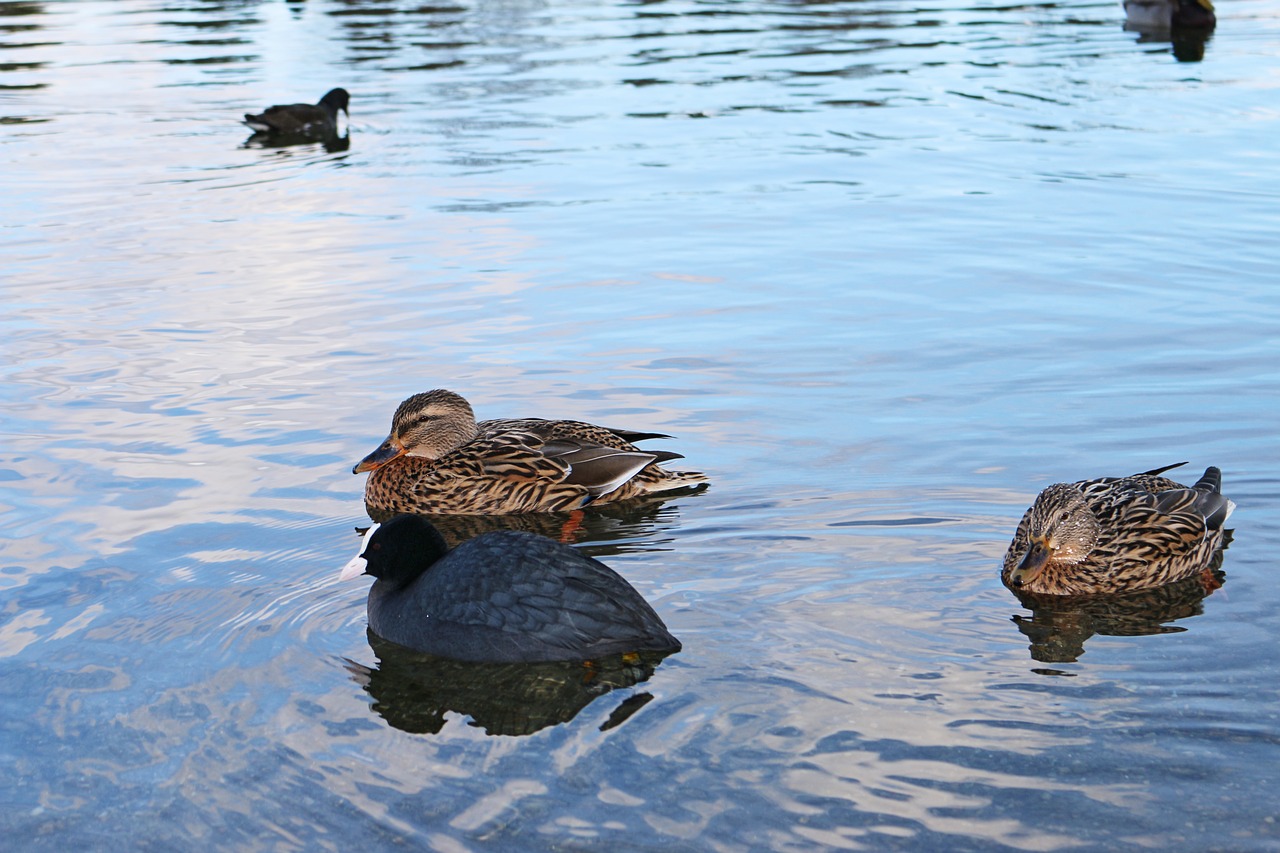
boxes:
[1002,463,1234,596]
[353,390,708,515]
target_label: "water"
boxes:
[3,0,1279,848]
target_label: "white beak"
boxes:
[338,554,367,581]
[338,523,380,581]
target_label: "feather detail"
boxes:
[355,390,707,515]
[1002,465,1234,595]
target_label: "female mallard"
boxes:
[243,88,349,136]
[1002,463,1234,596]
[353,390,707,515]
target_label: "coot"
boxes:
[243,88,349,136]
[339,514,682,663]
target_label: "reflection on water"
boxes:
[1010,567,1226,665]
[1124,19,1214,64]
[367,490,705,555]
[348,631,675,736]
[243,130,351,153]
[1006,523,1235,663]
[2,0,1280,849]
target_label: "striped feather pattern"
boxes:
[356,390,707,515]
[1002,463,1235,595]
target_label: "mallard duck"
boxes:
[352,389,708,515]
[243,88,349,136]
[1124,0,1215,30]
[339,514,682,663]
[1002,463,1234,596]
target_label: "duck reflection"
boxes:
[1010,562,1226,664]
[345,632,675,736]
[366,490,699,558]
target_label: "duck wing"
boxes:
[540,439,678,498]
[1153,466,1235,531]
[1089,467,1232,568]
[480,419,677,498]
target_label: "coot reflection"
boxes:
[346,632,673,736]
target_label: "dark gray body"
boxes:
[363,526,680,663]
[243,88,349,135]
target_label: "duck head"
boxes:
[1008,484,1102,588]
[353,389,479,474]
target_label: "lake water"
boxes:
[3,0,1280,849]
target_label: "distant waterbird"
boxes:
[243,87,350,136]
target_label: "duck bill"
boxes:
[1010,538,1052,588]
[353,436,404,474]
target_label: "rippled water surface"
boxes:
[3,0,1280,849]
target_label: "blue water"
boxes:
[3,0,1280,849]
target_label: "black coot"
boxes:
[339,514,681,663]
[243,88,350,136]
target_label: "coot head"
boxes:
[339,515,448,588]
[319,87,351,118]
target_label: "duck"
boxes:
[1002,462,1234,596]
[338,514,683,663]
[352,389,708,515]
[243,87,349,136]
[1124,0,1215,31]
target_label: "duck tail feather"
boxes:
[1139,461,1189,477]
[1191,466,1222,494]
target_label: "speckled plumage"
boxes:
[353,390,708,515]
[339,514,682,663]
[1002,463,1234,596]
[243,87,349,136]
